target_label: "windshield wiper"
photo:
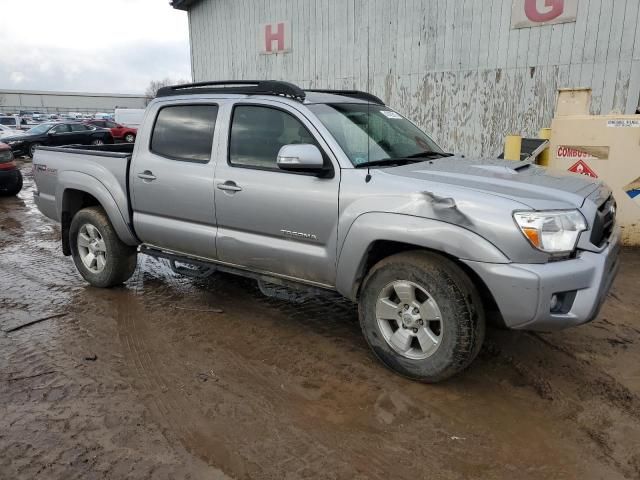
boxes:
[403,150,454,159]
[354,152,454,169]
[354,158,426,169]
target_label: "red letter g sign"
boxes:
[524,0,564,22]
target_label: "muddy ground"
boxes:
[1,162,639,479]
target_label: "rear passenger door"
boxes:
[47,123,74,146]
[213,101,340,287]
[68,123,92,144]
[130,103,220,259]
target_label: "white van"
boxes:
[114,108,145,128]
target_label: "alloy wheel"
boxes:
[375,280,443,360]
[77,223,107,273]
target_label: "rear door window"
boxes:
[51,124,71,133]
[150,105,218,162]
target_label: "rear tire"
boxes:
[69,206,137,287]
[124,133,136,143]
[359,251,485,383]
[91,139,105,146]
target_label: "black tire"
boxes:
[359,251,485,383]
[0,171,23,196]
[124,133,136,143]
[69,206,137,287]
[91,139,105,146]
[28,142,41,158]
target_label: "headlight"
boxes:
[8,141,23,146]
[513,210,587,254]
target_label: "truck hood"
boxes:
[386,156,601,208]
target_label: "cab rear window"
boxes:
[150,105,218,162]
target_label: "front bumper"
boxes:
[463,226,621,331]
[8,143,28,157]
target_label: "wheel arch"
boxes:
[58,173,137,255]
[336,213,506,322]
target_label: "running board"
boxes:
[140,246,218,279]
[139,245,334,296]
[169,259,217,279]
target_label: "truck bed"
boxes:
[33,144,135,244]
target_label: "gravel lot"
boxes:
[1,161,639,479]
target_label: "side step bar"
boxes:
[139,245,334,298]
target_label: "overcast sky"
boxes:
[0,0,191,94]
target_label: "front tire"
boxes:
[91,139,105,146]
[28,142,41,158]
[69,206,137,287]
[124,133,136,143]
[359,251,485,383]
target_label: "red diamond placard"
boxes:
[568,160,598,178]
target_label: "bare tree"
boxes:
[144,78,190,103]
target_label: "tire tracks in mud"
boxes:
[114,256,622,480]
[528,330,640,418]
[117,259,392,479]
[484,327,640,478]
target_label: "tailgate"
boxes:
[32,148,64,221]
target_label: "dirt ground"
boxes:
[1,161,640,480]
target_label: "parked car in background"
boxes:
[0,115,29,130]
[0,124,19,139]
[115,108,144,128]
[2,121,113,157]
[85,119,137,143]
[0,141,22,196]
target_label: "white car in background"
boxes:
[0,124,20,139]
[0,115,28,130]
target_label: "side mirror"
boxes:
[277,144,324,172]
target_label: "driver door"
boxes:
[213,101,340,287]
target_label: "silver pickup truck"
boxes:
[32,80,620,382]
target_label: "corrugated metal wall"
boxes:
[188,0,640,156]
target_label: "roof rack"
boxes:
[156,80,306,101]
[305,89,385,105]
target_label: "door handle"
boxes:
[137,171,157,181]
[217,181,242,192]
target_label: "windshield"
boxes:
[27,123,54,135]
[308,103,444,166]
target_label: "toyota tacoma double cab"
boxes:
[32,80,620,382]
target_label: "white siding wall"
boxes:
[0,90,148,114]
[188,0,640,156]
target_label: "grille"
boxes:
[590,195,616,247]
